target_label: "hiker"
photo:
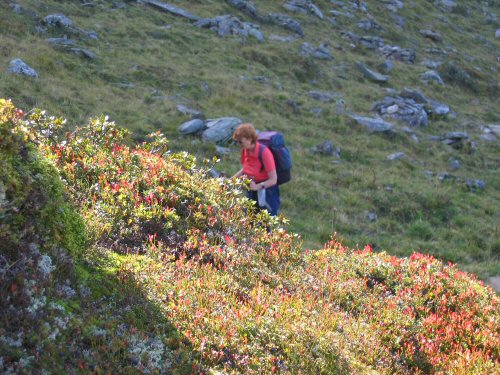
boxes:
[232,123,280,216]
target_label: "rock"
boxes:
[269,34,296,43]
[47,37,76,47]
[371,95,428,127]
[422,59,443,69]
[300,43,333,60]
[202,117,242,144]
[366,212,377,222]
[484,124,500,139]
[308,91,341,102]
[357,19,381,31]
[419,29,442,42]
[176,105,204,119]
[215,146,231,155]
[435,0,456,10]
[420,70,444,85]
[496,29,500,38]
[310,141,340,157]
[335,99,346,115]
[378,60,393,73]
[195,15,264,42]
[283,0,324,19]
[228,0,265,22]
[350,115,394,133]
[43,14,74,28]
[449,159,461,170]
[428,100,450,116]
[7,59,38,78]
[441,132,468,146]
[145,0,200,21]
[387,152,405,160]
[70,48,96,59]
[360,36,385,49]
[178,119,206,135]
[268,13,303,36]
[356,61,388,83]
[465,179,486,191]
[379,45,416,64]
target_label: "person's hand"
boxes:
[249,180,262,191]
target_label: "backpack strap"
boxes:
[258,143,266,173]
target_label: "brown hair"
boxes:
[233,123,258,144]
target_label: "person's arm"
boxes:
[250,170,277,191]
[232,168,244,179]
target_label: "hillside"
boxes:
[1,98,499,373]
[1,0,499,284]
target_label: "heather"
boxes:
[1,100,498,374]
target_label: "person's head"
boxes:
[233,123,258,149]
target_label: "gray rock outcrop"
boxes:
[7,59,38,78]
[145,0,200,21]
[201,117,242,144]
[283,0,324,19]
[195,15,264,41]
[356,61,389,83]
[178,119,206,135]
[300,43,332,60]
[350,115,394,133]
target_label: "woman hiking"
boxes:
[232,123,280,216]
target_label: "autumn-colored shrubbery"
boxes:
[1,100,498,374]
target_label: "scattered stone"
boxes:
[215,146,231,155]
[283,0,324,19]
[43,14,74,28]
[422,59,443,69]
[269,34,296,43]
[145,0,200,21]
[268,13,304,36]
[366,212,377,222]
[420,29,442,42]
[310,141,340,157]
[357,19,381,31]
[420,70,444,85]
[402,127,419,143]
[7,59,38,78]
[449,159,461,170]
[47,37,76,47]
[465,179,486,191]
[441,132,468,146]
[378,60,393,74]
[69,48,96,59]
[356,61,388,83]
[308,91,341,102]
[371,95,428,127]
[330,10,354,19]
[300,43,333,60]
[335,99,346,115]
[195,15,264,42]
[310,107,323,117]
[496,29,500,38]
[202,117,242,144]
[350,115,394,133]
[286,100,301,114]
[379,45,416,64]
[178,119,206,135]
[435,0,456,11]
[176,105,204,119]
[387,152,405,160]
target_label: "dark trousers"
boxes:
[246,184,280,216]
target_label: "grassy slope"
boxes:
[0,0,499,279]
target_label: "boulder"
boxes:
[308,91,341,102]
[379,45,416,64]
[43,14,73,28]
[419,29,442,42]
[145,0,200,21]
[268,13,304,36]
[195,15,264,42]
[350,115,394,133]
[356,61,389,83]
[202,117,242,144]
[300,43,332,60]
[7,59,38,78]
[283,0,324,19]
[178,119,206,135]
[420,70,444,85]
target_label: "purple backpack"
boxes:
[257,131,292,185]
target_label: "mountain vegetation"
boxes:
[0,0,499,373]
